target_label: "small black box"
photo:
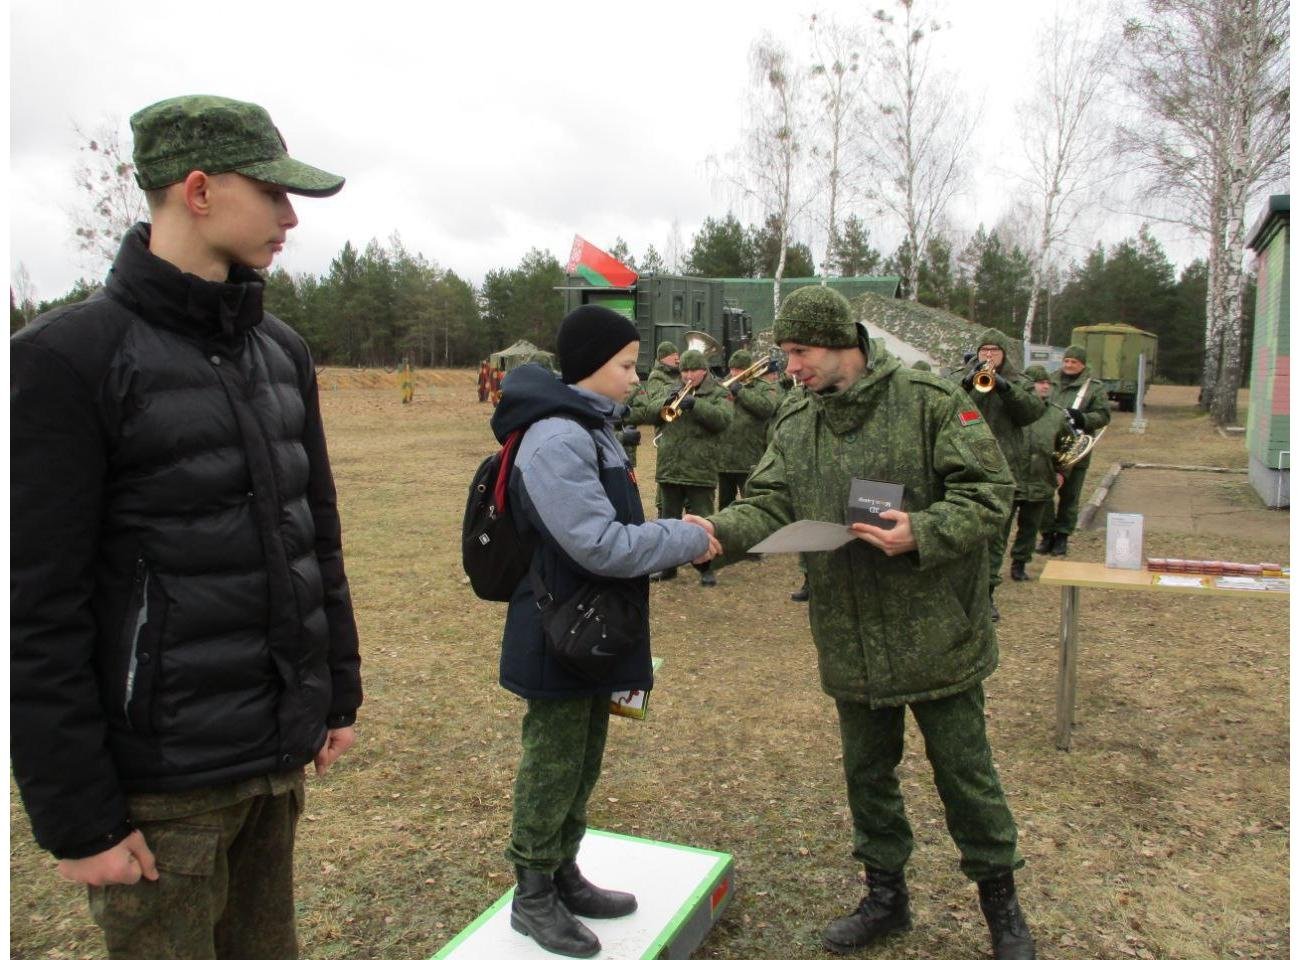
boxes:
[847,478,904,530]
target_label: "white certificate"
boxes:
[749,520,857,553]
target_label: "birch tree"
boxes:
[807,13,868,275]
[1118,0,1288,423]
[70,121,148,269]
[860,0,977,302]
[1016,3,1120,344]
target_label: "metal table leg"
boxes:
[1054,585,1080,750]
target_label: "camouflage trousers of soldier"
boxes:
[717,472,749,511]
[1049,456,1091,536]
[658,483,715,521]
[1010,499,1051,563]
[507,696,610,872]
[835,684,1023,882]
[88,772,304,960]
[986,507,1016,591]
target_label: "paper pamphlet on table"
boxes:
[1153,574,1206,588]
[749,520,856,553]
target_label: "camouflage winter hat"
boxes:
[679,349,708,371]
[728,349,753,369]
[911,359,932,371]
[1063,345,1087,363]
[657,341,679,360]
[130,95,345,197]
[1024,365,1051,382]
[773,286,856,348]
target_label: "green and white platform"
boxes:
[430,830,735,960]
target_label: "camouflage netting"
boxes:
[851,292,982,371]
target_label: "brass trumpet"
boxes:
[719,354,777,390]
[971,360,997,393]
[660,381,696,422]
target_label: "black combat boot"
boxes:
[510,866,600,958]
[649,566,678,582]
[989,588,1000,623]
[697,562,718,587]
[790,576,809,602]
[1034,533,1055,555]
[554,859,637,919]
[1051,534,1069,556]
[977,872,1036,960]
[1010,561,1028,581]
[821,868,912,955]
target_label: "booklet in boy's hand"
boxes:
[847,478,904,530]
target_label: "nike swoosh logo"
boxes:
[590,646,617,657]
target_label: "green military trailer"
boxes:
[1070,323,1158,412]
[559,274,753,376]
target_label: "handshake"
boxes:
[682,514,722,566]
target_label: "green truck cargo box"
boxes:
[1070,323,1158,412]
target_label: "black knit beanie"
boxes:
[556,305,641,384]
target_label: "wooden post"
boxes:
[1054,584,1080,750]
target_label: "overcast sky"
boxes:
[9,0,1205,304]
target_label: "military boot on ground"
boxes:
[1034,533,1055,555]
[697,562,718,587]
[1010,561,1028,581]
[790,576,809,602]
[977,872,1037,960]
[648,567,678,582]
[821,868,912,955]
[1051,534,1069,556]
[554,859,637,918]
[510,866,600,958]
[989,588,1000,623]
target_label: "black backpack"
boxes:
[462,429,535,601]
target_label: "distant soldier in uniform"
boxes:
[648,340,680,388]
[689,286,1036,960]
[648,349,732,586]
[478,359,492,402]
[952,329,1045,621]
[1009,366,1072,581]
[717,349,779,511]
[1038,345,1111,556]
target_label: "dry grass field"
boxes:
[10,375,1288,960]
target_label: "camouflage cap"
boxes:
[728,349,753,369]
[130,95,345,197]
[1063,345,1087,363]
[1024,364,1050,381]
[679,349,708,371]
[773,286,856,348]
[657,341,679,360]
[911,359,932,371]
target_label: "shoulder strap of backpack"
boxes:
[493,429,525,515]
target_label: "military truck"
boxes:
[559,273,753,376]
[1069,323,1158,412]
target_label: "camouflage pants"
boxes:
[1049,455,1091,535]
[986,505,1016,590]
[507,696,610,872]
[835,685,1022,882]
[658,483,715,521]
[717,472,749,511]
[1010,499,1051,563]
[87,773,304,960]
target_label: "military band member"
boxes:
[648,349,732,586]
[1009,366,1072,581]
[688,286,1036,960]
[952,329,1045,621]
[717,349,779,511]
[1038,345,1110,556]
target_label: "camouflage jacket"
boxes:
[951,328,1044,494]
[709,355,1014,707]
[717,378,779,474]
[1050,366,1111,435]
[1020,406,1072,502]
[654,374,733,486]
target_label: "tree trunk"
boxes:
[1199,190,1225,410]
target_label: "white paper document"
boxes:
[749,520,856,553]
[1154,574,1206,588]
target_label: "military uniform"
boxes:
[951,329,1045,594]
[717,350,779,509]
[1043,351,1111,552]
[1009,368,1073,578]
[707,286,1035,959]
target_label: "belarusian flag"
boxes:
[565,235,638,288]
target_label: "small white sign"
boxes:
[1105,512,1144,570]
[1155,574,1206,588]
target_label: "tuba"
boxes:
[682,330,723,364]
[1053,378,1105,469]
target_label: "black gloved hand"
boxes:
[678,394,696,412]
[728,381,742,397]
[1067,408,1086,430]
[960,373,976,391]
[994,373,1011,393]
[620,425,642,447]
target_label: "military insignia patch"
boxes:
[958,409,982,426]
